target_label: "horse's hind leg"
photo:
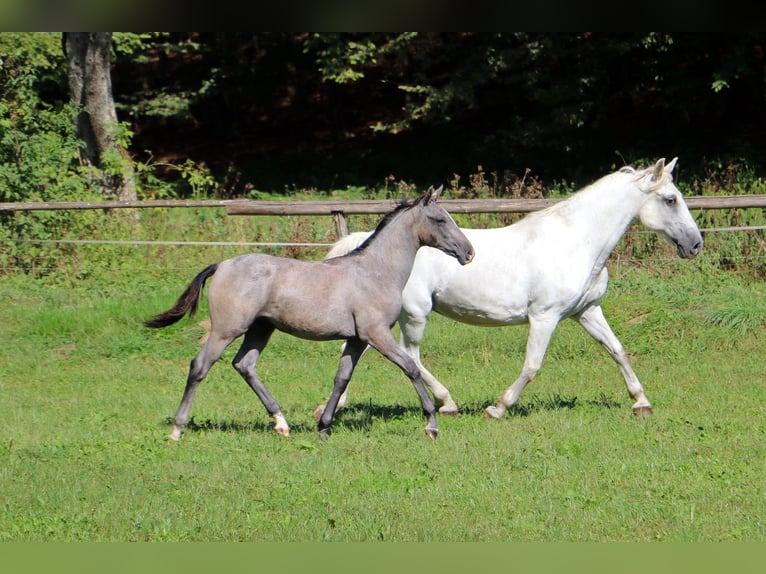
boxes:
[399,309,458,415]
[576,305,652,416]
[317,338,367,439]
[232,322,290,436]
[170,333,233,440]
[312,341,364,422]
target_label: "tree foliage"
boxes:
[118,32,766,190]
[2,32,766,199]
[0,33,84,203]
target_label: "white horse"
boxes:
[317,158,703,421]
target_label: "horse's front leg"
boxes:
[484,315,558,420]
[312,387,349,423]
[318,338,367,439]
[576,304,652,416]
[365,326,439,439]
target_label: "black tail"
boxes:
[144,263,218,328]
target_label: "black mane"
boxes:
[351,195,420,254]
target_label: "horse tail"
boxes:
[325,231,372,259]
[144,263,218,328]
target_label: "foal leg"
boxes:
[317,338,367,439]
[312,341,367,422]
[232,322,291,436]
[575,304,652,416]
[399,309,458,415]
[170,332,234,441]
[484,316,558,420]
[365,326,439,438]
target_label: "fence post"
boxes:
[332,211,349,237]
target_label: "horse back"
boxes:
[209,253,396,340]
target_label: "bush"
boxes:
[0,34,103,274]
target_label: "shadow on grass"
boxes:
[163,416,276,435]
[329,401,420,434]
[458,391,622,418]
[166,392,622,438]
[166,401,427,437]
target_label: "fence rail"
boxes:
[3,194,766,213]
[3,195,765,237]
[1,195,765,273]
[226,195,766,215]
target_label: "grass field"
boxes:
[1,208,765,541]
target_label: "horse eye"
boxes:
[664,196,677,207]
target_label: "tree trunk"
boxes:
[64,32,136,201]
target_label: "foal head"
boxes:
[413,185,474,265]
[354,186,474,265]
[633,157,704,259]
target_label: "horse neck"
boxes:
[358,208,422,288]
[564,172,646,259]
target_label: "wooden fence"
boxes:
[3,195,766,237]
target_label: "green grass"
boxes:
[1,206,766,541]
[1,260,765,542]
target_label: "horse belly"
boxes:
[270,320,352,341]
[425,246,588,326]
[418,250,531,326]
[432,282,530,326]
[434,303,528,326]
[262,294,357,340]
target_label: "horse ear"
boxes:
[422,185,442,205]
[652,158,666,181]
[665,157,678,173]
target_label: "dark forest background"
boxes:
[4,32,766,199]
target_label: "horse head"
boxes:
[636,157,704,259]
[417,185,474,265]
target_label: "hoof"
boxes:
[312,404,325,422]
[483,405,504,420]
[632,405,653,418]
[437,400,459,416]
[274,427,290,437]
[169,426,183,441]
[424,427,438,440]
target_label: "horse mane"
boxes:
[621,162,673,192]
[347,195,420,255]
[549,163,670,214]
[528,166,646,221]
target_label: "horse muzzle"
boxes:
[460,248,475,265]
[675,233,704,259]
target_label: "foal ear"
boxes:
[651,158,666,181]
[426,185,444,203]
